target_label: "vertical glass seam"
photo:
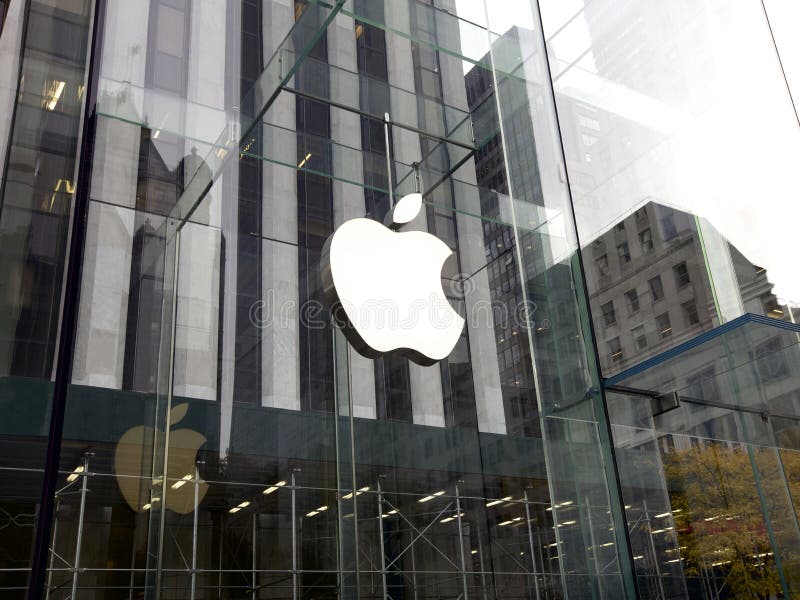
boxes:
[526,1,641,597]
[480,1,571,597]
[26,0,105,596]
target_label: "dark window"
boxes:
[754,337,790,382]
[634,206,648,221]
[298,172,335,413]
[360,116,387,153]
[625,288,640,313]
[410,39,443,102]
[617,242,631,265]
[762,295,785,318]
[356,22,388,80]
[616,221,625,232]
[235,0,265,404]
[682,300,700,325]
[660,214,678,240]
[673,261,690,287]
[632,325,647,350]
[124,225,165,392]
[608,337,623,362]
[656,312,672,338]
[686,366,720,402]
[418,67,442,98]
[414,43,438,70]
[601,301,616,326]
[295,24,335,413]
[596,254,609,277]
[297,97,330,137]
[649,275,664,301]
[639,228,653,253]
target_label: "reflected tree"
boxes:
[663,443,785,599]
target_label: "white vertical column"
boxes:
[172,220,222,401]
[72,204,135,388]
[436,5,506,434]
[385,1,446,428]
[328,13,378,420]
[452,178,507,434]
[0,0,25,175]
[72,0,152,388]
[262,0,301,411]
[193,1,238,456]
[172,0,228,409]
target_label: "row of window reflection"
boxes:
[595,228,683,279]
[602,262,691,323]
[605,301,704,363]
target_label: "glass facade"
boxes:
[0,1,798,598]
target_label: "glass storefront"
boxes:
[0,1,798,598]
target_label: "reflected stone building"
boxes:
[588,199,795,376]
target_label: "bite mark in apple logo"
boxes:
[321,193,465,366]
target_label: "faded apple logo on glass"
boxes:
[115,403,207,515]
[321,193,464,366]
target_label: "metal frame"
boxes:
[33,471,575,599]
[27,0,106,596]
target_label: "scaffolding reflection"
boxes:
[40,459,581,599]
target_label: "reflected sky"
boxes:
[455,0,800,303]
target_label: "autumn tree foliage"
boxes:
[662,442,800,599]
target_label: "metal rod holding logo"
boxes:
[383,112,394,209]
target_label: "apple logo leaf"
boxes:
[169,403,189,426]
[391,192,423,225]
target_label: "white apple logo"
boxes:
[321,193,464,366]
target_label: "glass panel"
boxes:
[13,1,798,598]
[538,0,800,381]
[481,2,636,597]
[612,418,800,598]
[537,0,800,591]
[281,51,474,147]
[0,0,93,594]
[607,317,800,598]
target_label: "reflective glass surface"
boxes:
[536,0,800,377]
[606,317,800,598]
[532,1,800,596]
[36,0,632,597]
[0,0,92,592]
[1,1,798,599]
